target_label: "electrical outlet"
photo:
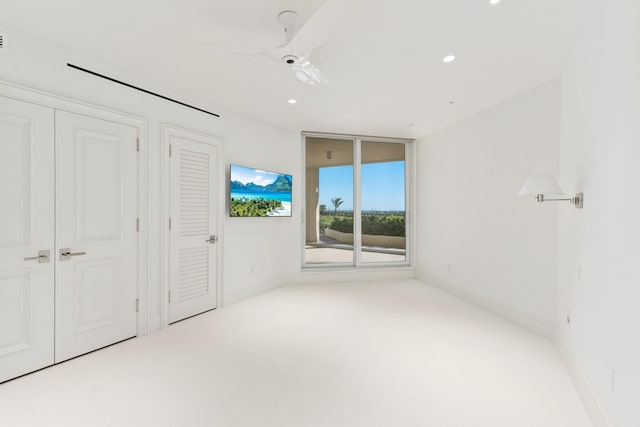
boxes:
[447,263,452,272]
[250,265,255,274]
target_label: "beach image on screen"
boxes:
[230,165,292,217]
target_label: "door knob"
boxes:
[206,235,218,244]
[24,250,50,264]
[59,248,87,261]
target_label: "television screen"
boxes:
[229,164,292,217]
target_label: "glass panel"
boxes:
[360,140,406,263]
[305,137,354,265]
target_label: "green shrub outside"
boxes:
[328,215,405,237]
[319,214,333,234]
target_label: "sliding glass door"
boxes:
[304,134,411,267]
[360,140,406,264]
[305,136,355,265]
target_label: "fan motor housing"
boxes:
[282,55,298,65]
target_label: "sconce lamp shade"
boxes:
[518,175,563,195]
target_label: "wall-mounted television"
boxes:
[229,164,292,217]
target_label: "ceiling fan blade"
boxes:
[291,57,328,85]
[287,0,352,55]
[198,43,270,57]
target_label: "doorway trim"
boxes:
[160,123,225,328]
[0,79,150,336]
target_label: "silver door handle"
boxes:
[59,248,87,261]
[206,235,218,244]
[24,250,50,264]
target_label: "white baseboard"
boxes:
[416,271,554,338]
[554,327,611,427]
[223,278,287,306]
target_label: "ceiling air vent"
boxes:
[0,32,8,52]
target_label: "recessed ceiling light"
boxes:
[442,55,456,63]
[288,99,297,104]
[490,0,502,4]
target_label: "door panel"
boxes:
[74,129,124,243]
[169,134,219,323]
[55,111,138,362]
[74,258,124,333]
[0,96,54,383]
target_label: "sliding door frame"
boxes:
[301,131,414,269]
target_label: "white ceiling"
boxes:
[0,0,580,138]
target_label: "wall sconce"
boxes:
[519,175,583,208]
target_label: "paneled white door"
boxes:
[55,111,138,362]
[0,97,55,383]
[168,131,220,323]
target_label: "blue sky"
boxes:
[319,161,405,211]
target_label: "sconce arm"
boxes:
[535,193,583,208]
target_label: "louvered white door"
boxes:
[169,132,220,323]
[0,97,55,383]
[54,111,138,362]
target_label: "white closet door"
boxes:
[0,97,54,383]
[55,111,138,362]
[169,132,219,323]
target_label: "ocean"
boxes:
[231,190,292,203]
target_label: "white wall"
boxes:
[0,22,301,331]
[557,1,640,425]
[415,80,561,325]
[222,114,301,302]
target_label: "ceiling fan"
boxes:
[202,0,351,85]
